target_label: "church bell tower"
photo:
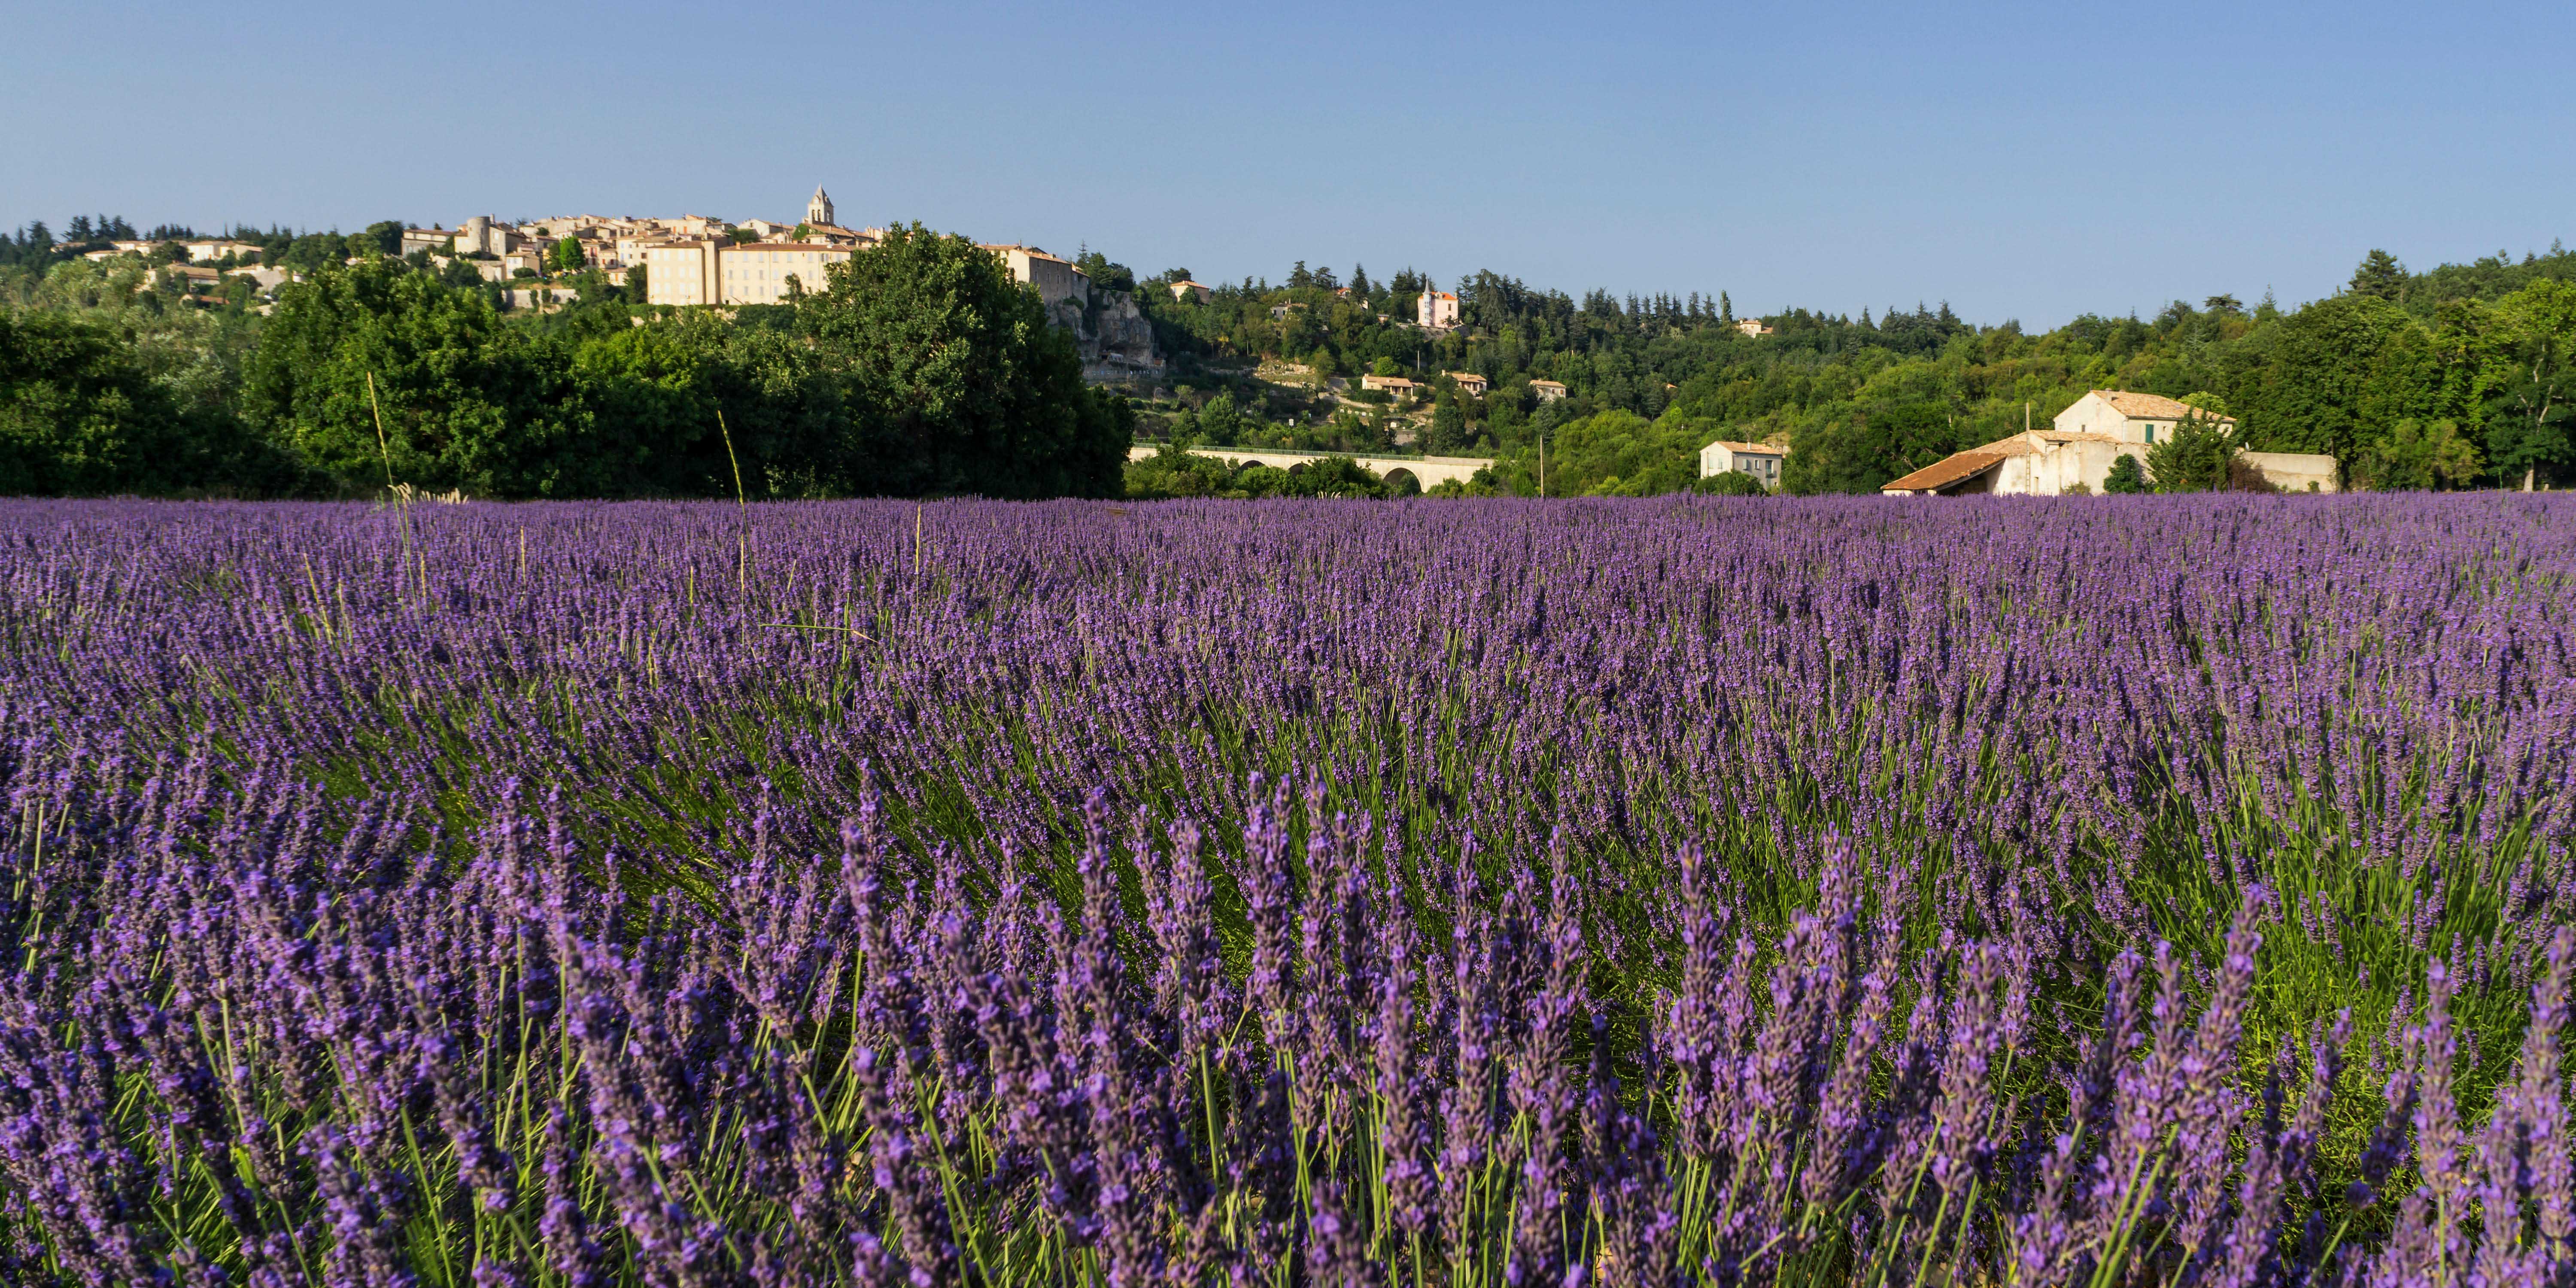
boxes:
[807,185,834,228]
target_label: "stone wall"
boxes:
[2241,451,2340,493]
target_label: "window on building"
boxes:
[2144,425,2156,443]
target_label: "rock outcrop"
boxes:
[1048,290,1163,383]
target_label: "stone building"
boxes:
[981,244,1090,311]
[2054,389,2231,447]
[641,240,857,307]
[1699,439,1788,488]
[454,216,523,258]
[1880,425,2339,496]
[1880,431,2143,496]
[400,228,456,257]
[183,238,264,261]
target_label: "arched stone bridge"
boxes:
[1127,445,1494,489]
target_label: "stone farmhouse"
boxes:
[1445,371,1490,396]
[1880,389,2339,495]
[1699,440,1788,488]
[2055,389,2225,447]
[1529,379,1567,403]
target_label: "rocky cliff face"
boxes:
[1050,290,1163,383]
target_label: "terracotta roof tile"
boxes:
[1882,451,2005,493]
[2093,390,2231,421]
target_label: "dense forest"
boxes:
[3,213,2569,498]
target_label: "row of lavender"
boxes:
[0,494,2572,1285]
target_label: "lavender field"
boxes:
[3,495,2574,1288]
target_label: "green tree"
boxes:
[1371,355,1400,377]
[2348,249,2407,300]
[2352,418,2484,490]
[2242,295,2436,480]
[796,224,1127,498]
[550,237,587,275]
[244,260,603,496]
[1427,395,1467,454]
[1,310,296,495]
[2145,411,2242,492]
[565,315,744,495]
[1123,439,1236,498]
[1196,392,1243,445]
[2479,279,2576,486]
[1783,399,1962,494]
[2102,454,2149,494]
[1072,249,1135,294]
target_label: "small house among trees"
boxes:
[1698,440,1787,488]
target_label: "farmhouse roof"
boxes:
[1710,440,1786,456]
[2093,390,2233,422]
[1882,450,2006,493]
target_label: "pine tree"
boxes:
[1719,292,1734,324]
[2347,249,2406,299]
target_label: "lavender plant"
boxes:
[0,492,2571,1286]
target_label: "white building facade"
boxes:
[642,240,857,307]
[1699,440,1788,488]
[2054,389,2231,447]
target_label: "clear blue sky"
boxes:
[5,0,2568,327]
